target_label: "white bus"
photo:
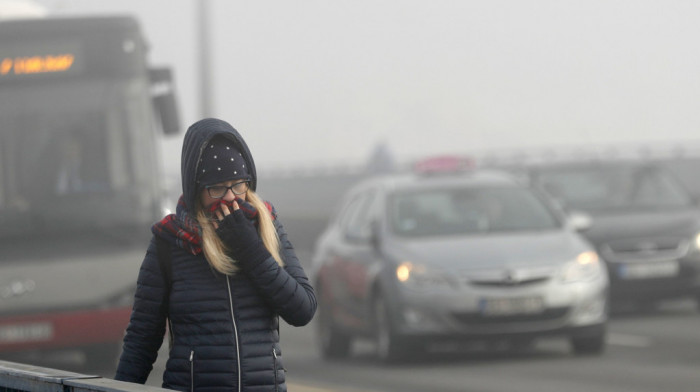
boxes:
[0,15,179,365]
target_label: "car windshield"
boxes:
[389,186,560,237]
[534,165,693,212]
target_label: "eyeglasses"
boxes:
[205,181,250,198]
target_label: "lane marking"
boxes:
[288,381,384,392]
[606,332,652,348]
[287,383,333,392]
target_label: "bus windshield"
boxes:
[0,108,150,238]
[0,16,166,239]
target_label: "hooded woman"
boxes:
[115,118,316,392]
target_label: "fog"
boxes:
[35,0,700,171]
[4,2,700,389]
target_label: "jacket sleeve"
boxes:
[236,204,317,327]
[114,236,168,383]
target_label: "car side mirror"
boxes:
[567,211,592,232]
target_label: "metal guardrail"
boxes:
[0,360,169,392]
[258,140,700,178]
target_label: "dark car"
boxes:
[527,160,700,310]
[311,165,608,362]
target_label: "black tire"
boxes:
[317,294,351,359]
[571,333,606,356]
[374,295,414,363]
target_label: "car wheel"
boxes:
[571,333,606,356]
[374,295,413,363]
[317,294,351,359]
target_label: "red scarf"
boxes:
[152,195,273,255]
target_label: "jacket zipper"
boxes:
[189,350,194,392]
[272,348,278,392]
[226,277,242,392]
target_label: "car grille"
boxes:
[452,307,569,325]
[600,237,689,262]
[467,277,550,287]
[460,266,556,287]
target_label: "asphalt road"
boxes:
[121,298,699,392]
[258,300,700,392]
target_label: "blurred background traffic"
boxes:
[1,1,700,391]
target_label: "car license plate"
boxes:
[618,260,680,280]
[479,296,544,316]
[0,323,53,344]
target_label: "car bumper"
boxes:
[605,256,700,302]
[390,277,608,339]
[0,306,131,352]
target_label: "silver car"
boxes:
[311,168,608,362]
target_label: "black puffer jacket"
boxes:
[115,119,316,392]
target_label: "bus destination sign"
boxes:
[1,54,75,75]
[0,43,83,81]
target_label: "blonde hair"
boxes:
[196,190,283,275]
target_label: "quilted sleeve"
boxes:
[114,236,168,384]
[236,204,317,327]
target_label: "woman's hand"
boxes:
[214,200,270,265]
[212,199,239,230]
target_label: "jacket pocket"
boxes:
[189,350,195,392]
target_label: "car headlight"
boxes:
[561,251,603,283]
[694,232,700,249]
[395,261,456,290]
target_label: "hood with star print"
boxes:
[180,118,257,214]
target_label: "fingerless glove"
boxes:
[216,210,271,268]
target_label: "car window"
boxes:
[535,165,693,212]
[340,190,377,242]
[659,158,700,198]
[389,186,559,237]
[336,194,362,230]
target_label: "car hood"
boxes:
[386,229,591,271]
[582,208,700,246]
[0,236,145,316]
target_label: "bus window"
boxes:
[53,128,110,195]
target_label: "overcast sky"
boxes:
[33,0,700,170]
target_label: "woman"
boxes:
[115,118,316,392]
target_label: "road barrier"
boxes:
[0,360,168,392]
